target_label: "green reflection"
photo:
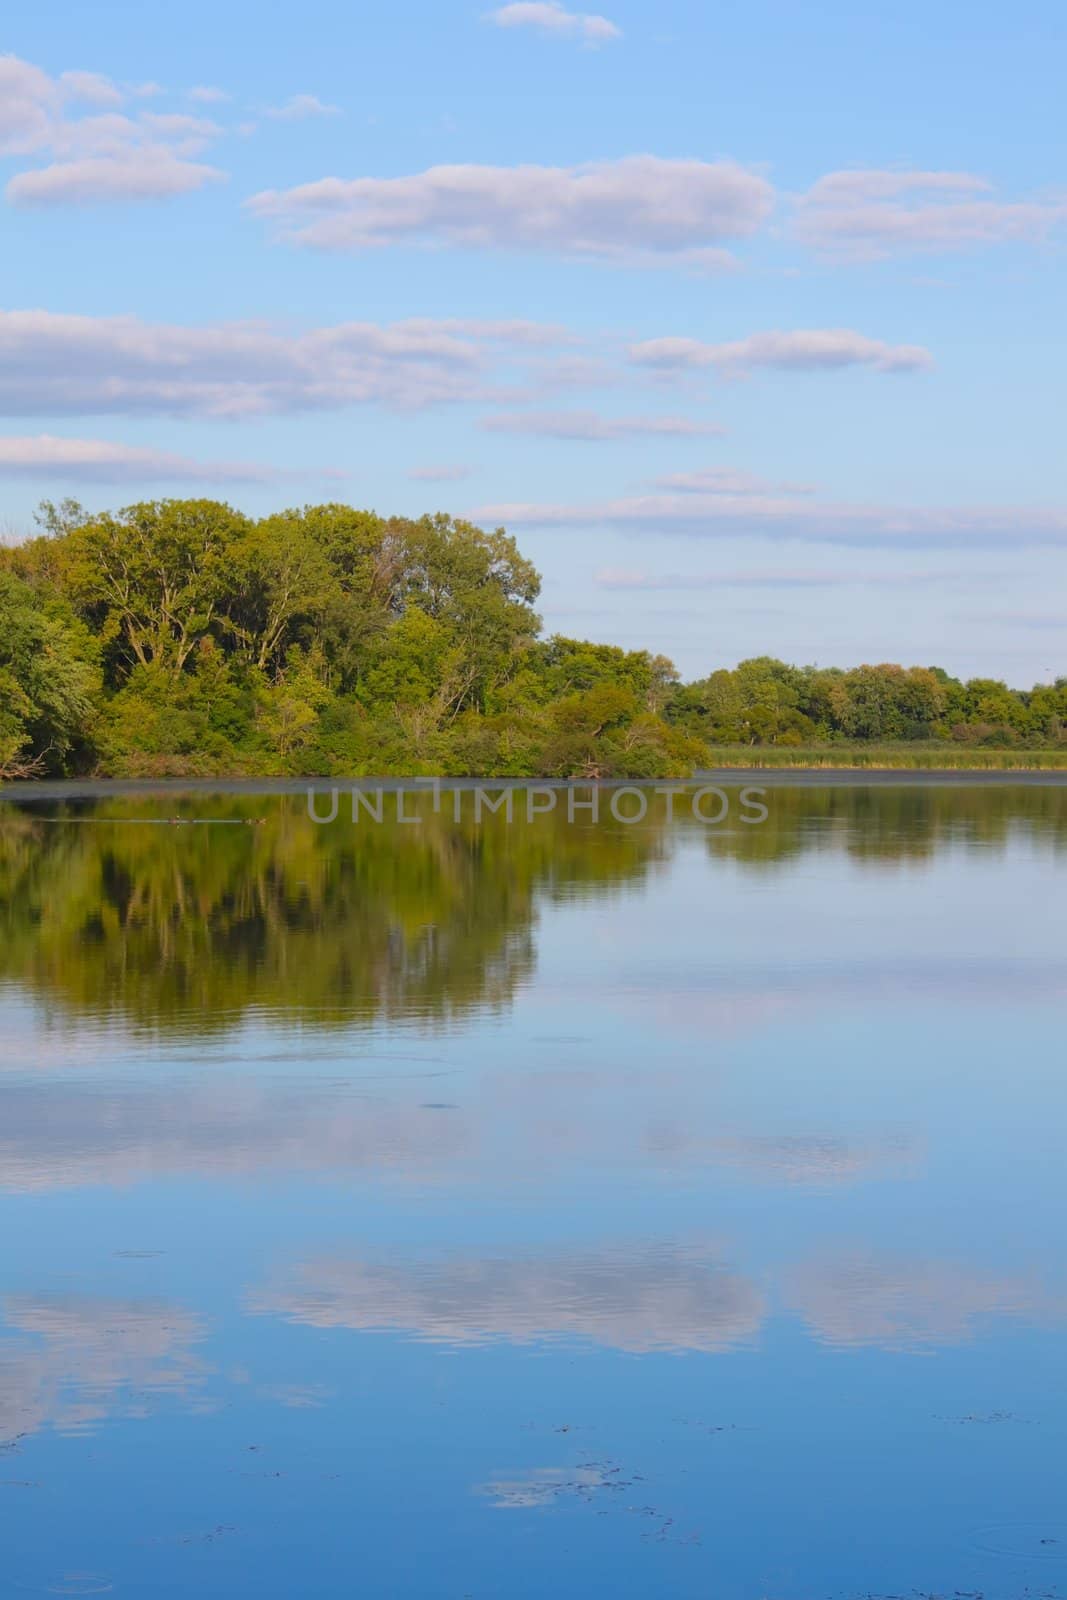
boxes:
[1,784,1063,1034]
[0,791,664,1033]
[695,782,1067,866]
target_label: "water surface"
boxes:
[1,783,1065,1598]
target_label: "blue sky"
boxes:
[2,0,1065,682]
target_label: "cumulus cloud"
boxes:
[0,52,227,206]
[796,168,1067,259]
[422,316,577,345]
[58,69,124,107]
[632,328,933,375]
[9,150,224,206]
[0,309,576,417]
[249,1244,765,1354]
[188,85,230,103]
[472,488,1067,549]
[139,112,223,146]
[486,2,621,43]
[0,434,342,484]
[0,54,59,154]
[481,409,725,440]
[805,170,991,204]
[264,93,341,121]
[246,156,774,265]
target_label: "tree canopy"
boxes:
[1,497,1063,777]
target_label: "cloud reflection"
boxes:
[249,1242,1067,1357]
[0,1296,208,1440]
[0,1076,916,1196]
[646,1130,916,1187]
[784,1251,1066,1350]
[248,1245,765,1354]
[0,1080,473,1192]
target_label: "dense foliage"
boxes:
[1,498,1064,777]
[665,656,1067,751]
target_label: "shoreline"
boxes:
[5,768,1067,801]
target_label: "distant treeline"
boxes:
[1,497,1064,778]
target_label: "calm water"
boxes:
[1,782,1065,1599]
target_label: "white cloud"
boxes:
[472,489,1067,549]
[1,53,228,207]
[631,328,933,375]
[797,168,1067,259]
[0,54,57,155]
[804,169,991,204]
[139,112,223,148]
[0,434,343,484]
[0,309,576,417]
[517,353,621,394]
[408,464,472,482]
[595,565,967,590]
[264,93,341,121]
[428,317,577,345]
[651,467,801,494]
[481,409,725,440]
[188,84,230,103]
[486,2,621,43]
[247,156,774,265]
[0,308,932,428]
[9,151,224,206]
[58,69,124,107]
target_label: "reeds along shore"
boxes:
[692,745,1067,770]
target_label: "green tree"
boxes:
[0,572,100,776]
[63,499,251,679]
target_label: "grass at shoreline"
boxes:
[700,744,1067,770]
[6,744,1067,788]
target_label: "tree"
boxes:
[0,572,99,776]
[34,498,89,538]
[387,515,541,712]
[256,644,333,760]
[62,499,251,679]
[221,513,333,674]
[270,504,395,691]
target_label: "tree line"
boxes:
[1,497,1064,778]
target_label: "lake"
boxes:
[1,780,1065,1598]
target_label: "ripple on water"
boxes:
[969,1521,1067,1560]
[42,1579,114,1597]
